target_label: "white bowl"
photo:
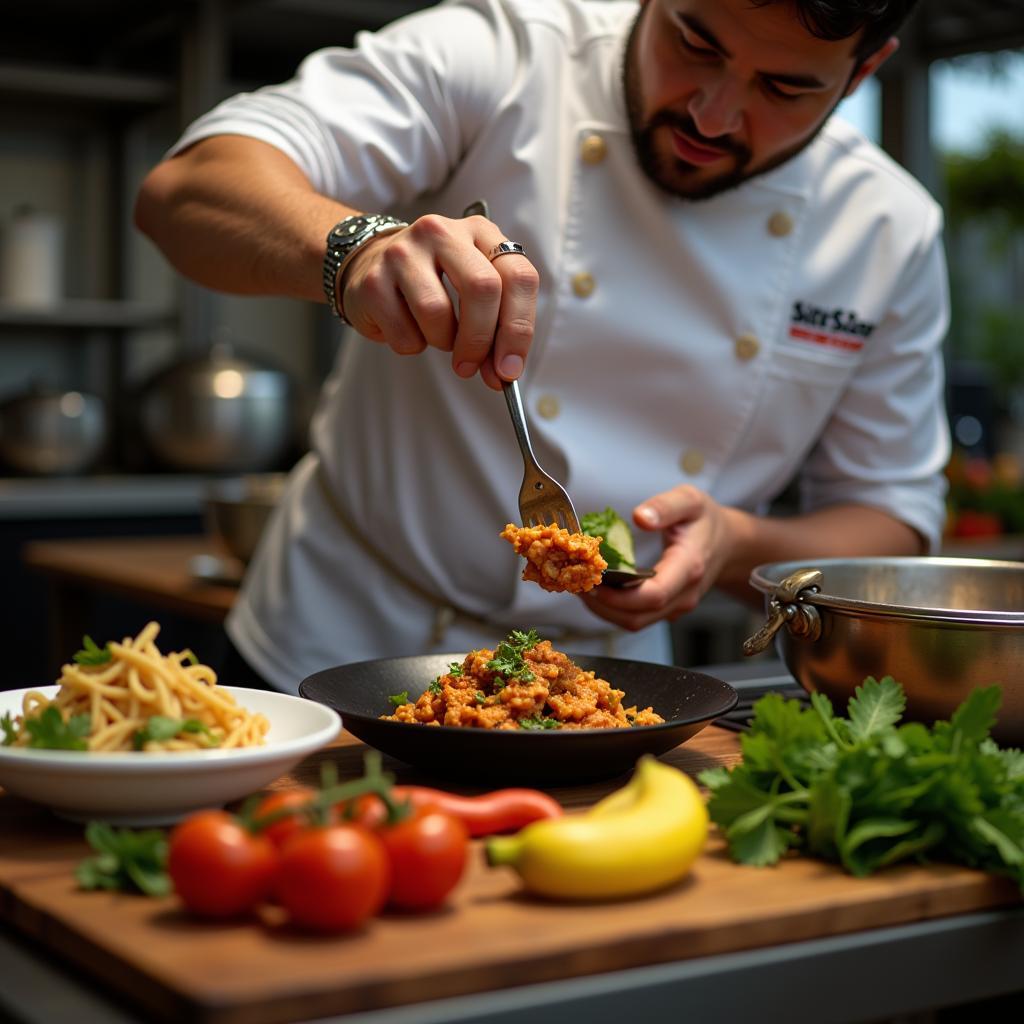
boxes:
[0,686,340,825]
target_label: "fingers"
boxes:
[339,213,537,384]
[634,485,706,532]
[583,528,707,631]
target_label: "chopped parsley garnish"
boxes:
[487,628,540,685]
[387,690,410,708]
[132,716,217,750]
[518,715,561,731]
[448,661,464,676]
[475,691,487,704]
[23,706,91,750]
[73,635,112,666]
[427,677,443,696]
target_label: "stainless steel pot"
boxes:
[0,389,107,475]
[204,473,287,563]
[745,557,1024,744]
[139,344,294,473]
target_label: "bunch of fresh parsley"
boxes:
[699,677,1024,888]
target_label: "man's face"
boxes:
[623,0,889,200]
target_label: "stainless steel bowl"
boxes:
[0,389,107,475]
[746,556,1024,745]
[139,345,294,474]
[204,473,286,563]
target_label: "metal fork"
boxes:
[503,377,581,532]
[462,199,581,533]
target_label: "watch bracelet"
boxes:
[323,214,408,323]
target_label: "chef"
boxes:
[135,0,949,693]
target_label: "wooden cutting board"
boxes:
[1,727,1019,1024]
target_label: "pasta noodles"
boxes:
[4,622,269,752]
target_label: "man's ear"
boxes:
[844,37,900,98]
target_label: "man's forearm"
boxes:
[717,503,926,605]
[134,135,357,302]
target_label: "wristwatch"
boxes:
[322,213,408,323]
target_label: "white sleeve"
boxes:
[798,203,952,551]
[168,0,519,210]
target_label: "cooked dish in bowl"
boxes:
[1,621,268,753]
[500,523,607,593]
[382,629,664,730]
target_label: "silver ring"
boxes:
[488,240,526,262]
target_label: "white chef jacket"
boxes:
[171,0,951,693]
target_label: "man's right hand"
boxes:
[337,213,539,389]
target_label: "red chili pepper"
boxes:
[389,786,563,837]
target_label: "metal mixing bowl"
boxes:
[745,556,1024,745]
[0,389,107,475]
[204,474,286,564]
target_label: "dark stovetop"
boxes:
[696,658,809,733]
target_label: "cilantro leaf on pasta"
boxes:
[73,635,112,666]
[24,706,90,750]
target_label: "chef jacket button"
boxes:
[735,333,760,361]
[537,394,561,420]
[679,449,705,475]
[571,272,595,298]
[580,133,607,164]
[768,211,794,237]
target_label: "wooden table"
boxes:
[22,535,236,672]
[2,724,1023,1024]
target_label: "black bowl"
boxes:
[299,654,738,785]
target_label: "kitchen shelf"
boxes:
[0,63,174,107]
[0,300,177,331]
[0,474,209,520]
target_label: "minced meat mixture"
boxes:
[382,634,664,730]
[500,523,607,593]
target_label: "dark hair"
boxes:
[751,1,920,60]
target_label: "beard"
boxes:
[621,9,843,201]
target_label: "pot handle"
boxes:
[742,567,823,656]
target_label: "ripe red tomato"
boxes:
[377,808,469,912]
[277,825,390,932]
[168,810,279,918]
[252,786,318,850]
[951,509,1003,539]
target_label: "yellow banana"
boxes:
[485,755,708,900]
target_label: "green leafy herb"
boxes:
[475,691,487,704]
[73,635,112,666]
[1,711,17,746]
[75,821,171,897]
[518,715,561,731]
[132,716,217,750]
[427,661,463,696]
[581,507,637,571]
[487,628,540,685]
[388,690,410,708]
[23,706,90,750]
[699,677,1024,889]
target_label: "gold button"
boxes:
[537,394,560,420]
[735,333,760,361]
[680,449,705,475]
[580,134,607,165]
[768,211,793,237]
[571,272,595,298]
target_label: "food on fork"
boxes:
[501,522,607,594]
[0,622,269,752]
[382,629,663,730]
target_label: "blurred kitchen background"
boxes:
[1,0,1023,686]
